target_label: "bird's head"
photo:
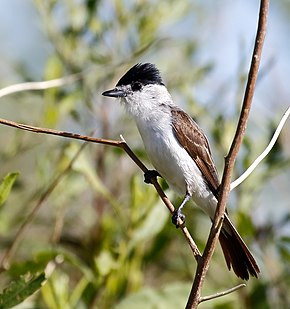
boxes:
[102,63,170,117]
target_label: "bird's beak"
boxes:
[102,87,126,98]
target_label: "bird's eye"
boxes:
[131,81,142,91]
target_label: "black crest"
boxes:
[116,63,164,87]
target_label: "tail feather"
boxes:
[219,215,260,280]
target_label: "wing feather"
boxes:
[171,107,220,199]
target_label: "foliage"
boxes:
[0,273,45,309]
[0,0,289,308]
[0,173,19,207]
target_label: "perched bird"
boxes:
[102,63,260,280]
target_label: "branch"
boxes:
[199,284,246,303]
[0,117,201,262]
[186,1,269,308]
[0,73,82,98]
[231,106,290,190]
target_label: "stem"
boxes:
[186,1,269,307]
[199,284,246,303]
[0,117,201,265]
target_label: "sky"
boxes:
[0,0,51,79]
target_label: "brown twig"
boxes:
[199,284,246,303]
[0,117,201,263]
[186,0,269,307]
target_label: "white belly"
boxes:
[136,117,218,218]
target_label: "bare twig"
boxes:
[0,117,201,261]
[199,284,246,303]
[0,74,82,98]
[186,1,269,308]
[231,106,290,190]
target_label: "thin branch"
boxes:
[0,73,82,98]
[0,117,124,147]
[199,284,246,303]
[0,117,201,261]
[186,1,269,308]
[231,106,290,190]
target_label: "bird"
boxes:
[102,63,260,280]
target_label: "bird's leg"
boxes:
[144,170,161,184]
[172,192,191,228]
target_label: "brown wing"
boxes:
[171,107,220,199]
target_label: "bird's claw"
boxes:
[172,210,185,228]
[144,170,160,184]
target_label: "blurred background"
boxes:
[0,0,289,308]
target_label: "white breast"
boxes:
[135,110,217,218]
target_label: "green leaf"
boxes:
[95,251,116,277]
[44,55,63,80]
[0,273,46,309]
[0,172,19,207]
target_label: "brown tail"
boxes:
[219,215,260,280]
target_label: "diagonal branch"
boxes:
[186,0,269,308]
[0,117,201,261]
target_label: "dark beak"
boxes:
[102,88,126,98]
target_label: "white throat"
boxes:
[121,84,173,121]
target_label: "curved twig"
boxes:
[199,284,246,303]
[231,106,290,190]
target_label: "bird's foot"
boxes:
[144,170,160,184]
[172,209,185,228]
[171,193,191,228]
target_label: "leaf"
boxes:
[44,55,63,80]
[94,251,116,277]
[0,273,46,309]
[0,172,19,207]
